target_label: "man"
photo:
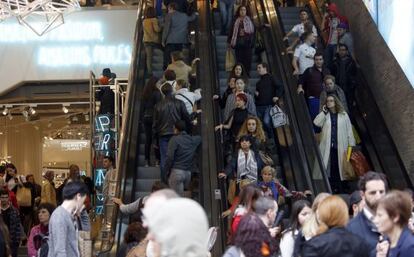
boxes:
[102,155,116,202]
[349,190,365,218]
[283,9,318,51]
[292,32,316,76]
[144,198,208,257]
[153,83,191,183]
[0,189,21,257]
[162,3,198,69]
[337,22,354,58]
[41,170,56,206]
[57,164,81,204]
[347,171,388,257]
[218,0,235,35]
[48,181,89,257]
[96,68,115,115]
[254,196,280,238]
[167,51,192,82]
[319,75,348,113]
[175,79,202,115]
[163,0,188,13]
[297,53,330,131]
[255,63,284,138]
[165,121,201,196]
[330,43,357,105]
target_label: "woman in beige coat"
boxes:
[314,94,355,194]
[143,6,162,75]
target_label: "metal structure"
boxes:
[89,71,128,255]
[0,0,80,35]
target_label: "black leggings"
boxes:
[143,117,160,162]
[235,45,253,74]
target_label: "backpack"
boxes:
[34,233,49,257]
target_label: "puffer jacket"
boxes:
[152,96,191,138]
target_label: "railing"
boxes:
[260,0,331,194]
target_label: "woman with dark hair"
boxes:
[4,163,20,193]
[280,200,312,257]
[27,203,55,257]
[124,222,148,257]
[142,76,162,167]
[213,77,237,109]
[229,63,250,81]
[223,213,277,257]
[374,191,414,257]
[228,6,255,73]
[143,6,162,75]
[314,94,355,194]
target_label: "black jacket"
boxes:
[301,227,369,257]
[96,87,115,115]
[330,54,357,92]
[347,211,380,257]
[255,73,284,106]
[164,131,201,174]
[164,0,188,13]
[152,96,191,138]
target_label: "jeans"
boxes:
[307,97,321,133]
[159,135,173,183]
[144,42,158,75]
[256,105,274,138]
[219,1,233,33]
[168,169,191,196]
[155,0,163,16]
[324,44,337,70]
[164,43,183,70]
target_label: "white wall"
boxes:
[0,8,137,95]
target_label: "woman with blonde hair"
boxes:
[237,116,267,150]
[301,195,369,257]
[314,94,355,194]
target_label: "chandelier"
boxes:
[0,0,81,36]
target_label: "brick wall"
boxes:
[334,0,414,176]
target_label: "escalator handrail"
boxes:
[259,0,331,193]
[95,1,148,255]
[306,0,412,188]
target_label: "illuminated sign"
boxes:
[61,141,89,151]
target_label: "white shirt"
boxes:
[328,17,340,44]
[291,23,318,37]
[294,43,316,74]
[174,88,202,114]
[280,229,298,257]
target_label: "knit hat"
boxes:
[102,68,112,78]
[145,198,209,257]
[236,93,248,103]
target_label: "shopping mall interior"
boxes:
[0,0,413,256]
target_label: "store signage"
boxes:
[61,141,89,151]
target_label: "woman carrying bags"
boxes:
[314,94,355,194]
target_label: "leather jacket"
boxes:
[152,96,191,138]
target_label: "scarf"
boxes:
[230,16,255,47]
[258,181,279,201]
[237,149,257,182]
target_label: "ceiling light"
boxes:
[34,126,39,130]
[72,116,79,122]
[22,110,29,118]
[29,106,36,115]
[48,122,52,128]
[62,106,69,113]
[84,114,89,121]
[7,113,13,120]
[2,107,8,116]
[0,132,3,135]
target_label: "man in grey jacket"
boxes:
[165,120,201,196]
[48,181,89,257]
[162,2,198,69]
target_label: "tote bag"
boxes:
[225,48,236,72]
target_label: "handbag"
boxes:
[225,48,236,72]
[16,185,32,207]
[270,105,287,128]
[342,151,356,180]
[227,179,236,204]
[350,150,371,177]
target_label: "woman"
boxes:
[142,76,162,167]
[223,78,256,121]
[27,203,55,257]
[124,222,148,257]
[228,6,255,73]
[280,200,312,257]
[223,213,277,257]
[213,77,236,109]
[301,195,369,257]
[217,92,249,133]
[143,6,162,75]
[374,191,414,257]
[237,116,267,151]
[229,63,250,81]
[314,94,355,194]
[4,163,20,193]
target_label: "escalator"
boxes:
[276,1,413,189]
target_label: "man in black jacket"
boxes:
[165,120,201,196]
[153,83,191,183]
[255,63,284,138]
[330,44,357,106]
